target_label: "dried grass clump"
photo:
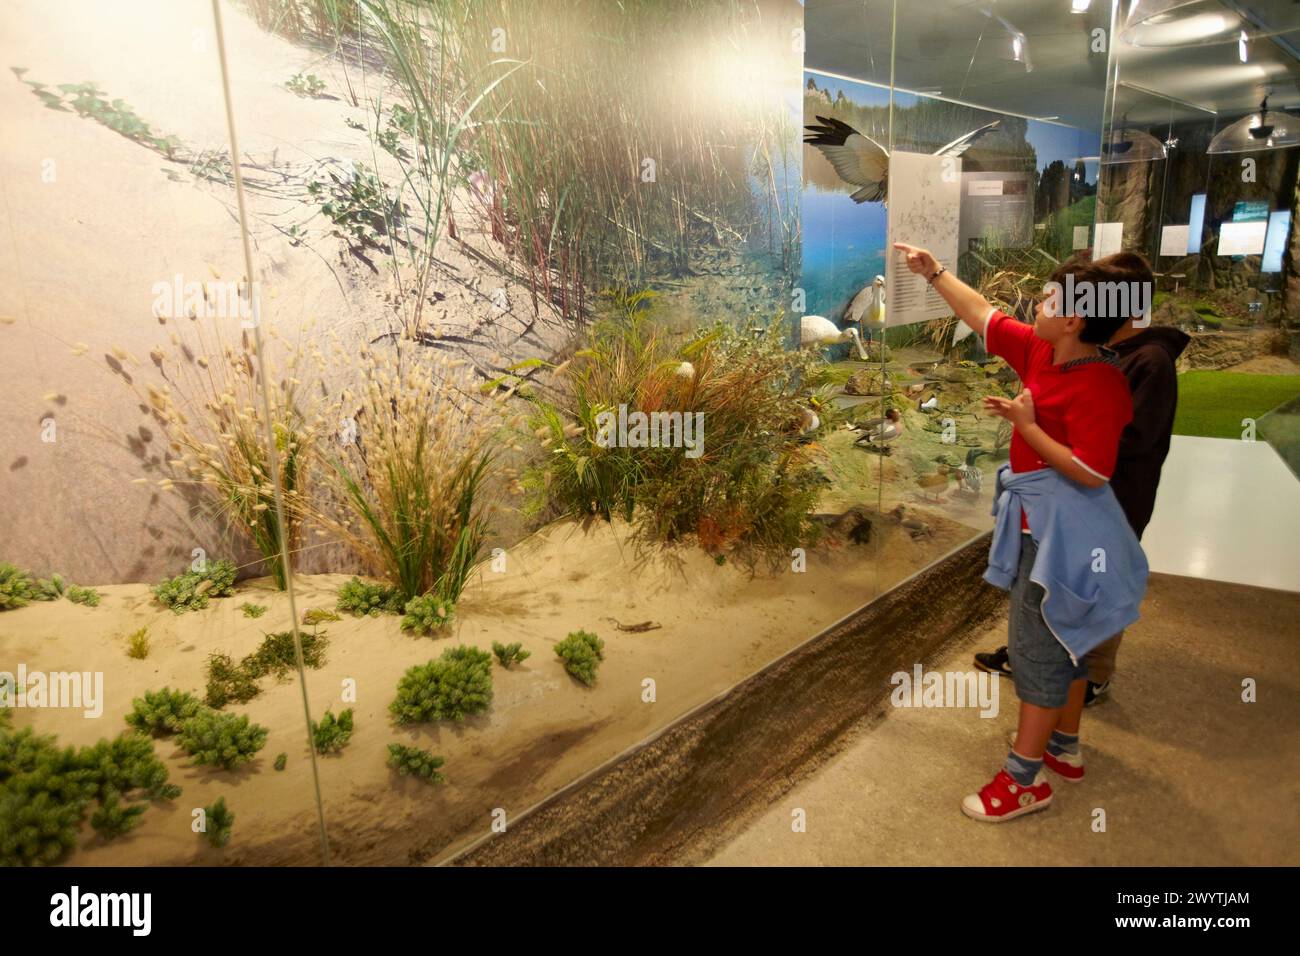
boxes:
[112,316,321,591]
[308,344,503,605]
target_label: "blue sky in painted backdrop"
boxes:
[802,73,1100,320]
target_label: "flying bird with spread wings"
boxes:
[803,116,1001,205]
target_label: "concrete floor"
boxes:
[705,572,1300,866]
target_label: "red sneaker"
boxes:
[961,769,1053,822]
[1043,747,1085,782]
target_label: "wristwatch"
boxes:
[928,265,947,283]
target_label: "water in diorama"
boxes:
[0,0,916,867]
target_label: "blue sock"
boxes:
[1004,749,1043,786]
[1047,729,1079,757]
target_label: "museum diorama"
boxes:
[2,0,1298,868]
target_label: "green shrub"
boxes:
[401,594,455,635]
[204,653,261,709]
[66,585,101,607]
[76,733,182,803]
[0,562,36,610]
[201,796,234,848]
[273,752,287,771]
[125,688,205,737]
[90,793,147,839]
[336,577,403,617]
[32,574,66,601]
[311,709,354,754]
[153,560,237,613]
[491,641,531,668]
[176,711,268,771]
[0,724,179,866]
[386,743,445,783]
[555,630,604,687]
[126,626,150,659]
[390,645,493,724]
[239,602,268,619]
[522,314,822,564]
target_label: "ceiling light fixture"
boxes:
[1071,0,1091,13]
[1239,29,1249,62]
[1121,0,1294,48]
[1208,97,1300,153]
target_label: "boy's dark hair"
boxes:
[1049,251,1154,344]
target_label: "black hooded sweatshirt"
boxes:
[1106,326,1191,539]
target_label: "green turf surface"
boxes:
[1173,371,1300,440]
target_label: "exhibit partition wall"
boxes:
[2,0,1299,869]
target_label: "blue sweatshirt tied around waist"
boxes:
[984,463,1149,664]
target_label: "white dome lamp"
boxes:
[1207,97,1300,153]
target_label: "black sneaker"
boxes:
[974,645,1012,678]
[1084,680,1110,707]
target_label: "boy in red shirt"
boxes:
[895,242,1137,821]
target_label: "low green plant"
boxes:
[126,627,150,660]
[273,752,287,771]
[0,562,36,610]
[336,577,403,617]
[285,72,327,98]
[204,630,328,707]
[303,607,341,627]
[401,594,454,636]
[14,75,181,158]
[176,711,268,771]
[491,641,530,668]
[246,630,329,680]
[554,630,604,687]
[201,796,234,848]
[308,162,404,248]
[204,653,261,709]
[66,585,101,607]
[239,602,268,619]
[125,688,205,737]
[386,743,445,784]
[311,708,354,755]
[153,560,237,613]
[389,646,493,724]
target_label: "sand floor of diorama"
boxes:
[2,511,980,866]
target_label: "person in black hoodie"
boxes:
[974,252,1190,709]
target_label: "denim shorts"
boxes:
[1008,535,1088,708]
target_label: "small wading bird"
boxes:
[801,314,869,361]
[804,117,1002,205]
[844,275,887,347]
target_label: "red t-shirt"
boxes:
[984,310,1133,529]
